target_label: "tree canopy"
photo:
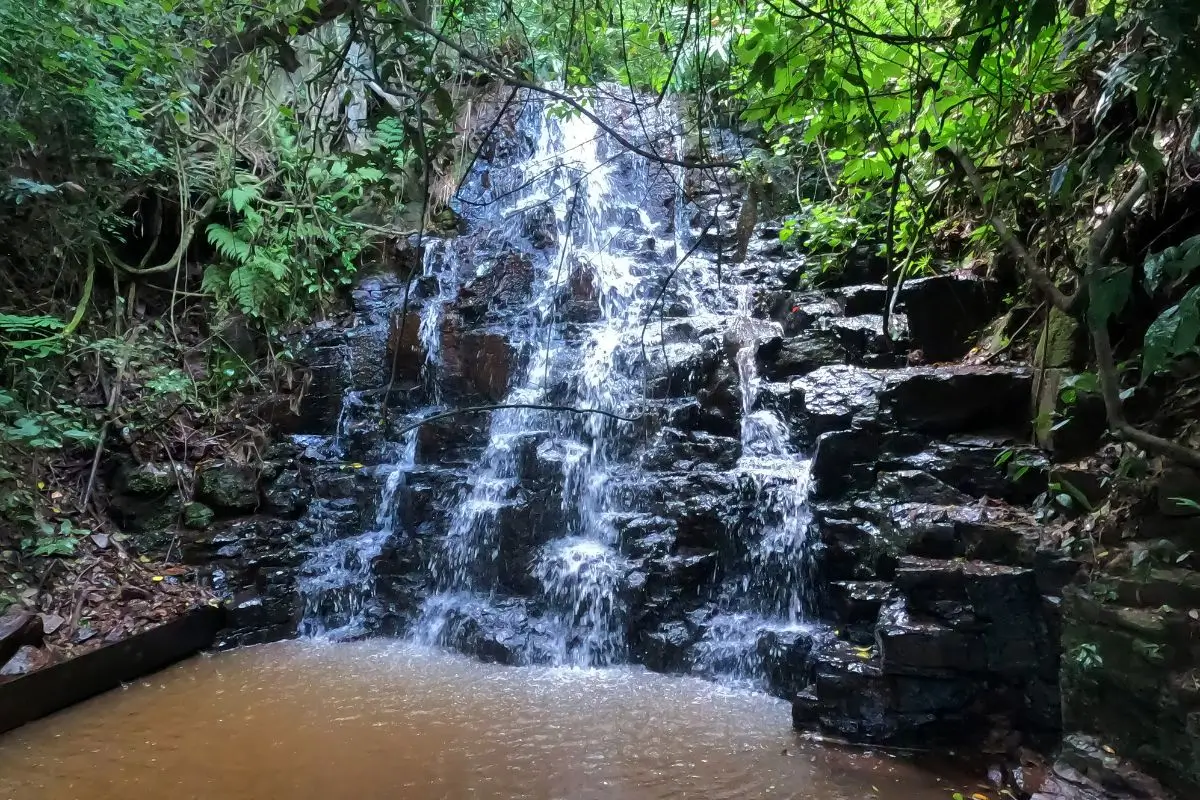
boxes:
[2,0,1200,554]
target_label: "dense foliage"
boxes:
[2,0,1199,563]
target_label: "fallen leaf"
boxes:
[1189,609,1199,620]
[1102,745,1116,754]
[972,793,990,800]
[40,613,65,634]
[162,566,188,576]
[90,533,110,549]
[138,555,150,563]
[151,576,165,583]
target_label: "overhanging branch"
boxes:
[391,9,736,170]
[952,144,1199,467]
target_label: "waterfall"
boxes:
[297,430,417,639]
[414,102,656,666]
[688,289,818,687]
[296,91,824,690]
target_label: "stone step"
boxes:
[829,581,893,622]
[877,364,1032,435]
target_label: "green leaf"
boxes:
[966,36,991,78]
[1143,234,1200,293]
[1087,262,1131,326]
[1142,286,1200,380]
[1143,303,1181,379]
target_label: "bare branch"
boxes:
[1091,324,1200,469]
[390,404,644,440]
[200,0,359,90]
[953,146,1200,467]
[948,145,1081,312]
[395,11,736,169]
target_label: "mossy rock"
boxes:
[118,462,181,496]
[183,502,215,529]
[1034,306,1085,370]
[196,463,260,512]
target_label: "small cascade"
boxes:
[689,290,820,688]
[414,99,668,667]
[297,430,417,639]
[292,89,824,690]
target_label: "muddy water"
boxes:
[0,642,961,799]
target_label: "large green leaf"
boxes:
[1142,285,1200,379]
[1143,234,1200,293]
[1087,261,1132,326]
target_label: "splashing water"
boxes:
[297,431,417,640]
[689,290,820,687]
[297,90,824,688]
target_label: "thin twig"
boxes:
[390,404,643,440]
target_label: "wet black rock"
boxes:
[816,315,907,368]
[262,470,312,519]
[756,332,848,379]
[754,291,841,335]
[641,429,741,472]
[899,274,999,362]
[522,203,557,249]
[197,463,260,513]
[638,621,695,672]
[791,365,883,445]
[879,366,1032,434]
[831,284,889,316]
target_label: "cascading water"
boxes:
[296,90,825,690]
[297,430,416,639]
[414,100,667,666]
[688,289,819,687]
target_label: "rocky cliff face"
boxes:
[108,94,1082,759]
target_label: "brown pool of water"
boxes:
[0,640,965,799]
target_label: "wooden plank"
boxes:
[0,605,226,736]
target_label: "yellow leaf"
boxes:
[1102,745,1115,754]
[138,555,150,563]
[37,481,45,490]
[972,793,990,800]
[51,506,61,514]
[152,575,164,582]
[351,462,364,469]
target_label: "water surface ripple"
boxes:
[0,641,960,800]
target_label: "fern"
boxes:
[221,176,263,214]
[206,222,252,264]
[0,314,66,334]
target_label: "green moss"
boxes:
[183,502,215,529]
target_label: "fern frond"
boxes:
[0,314,66,334]
[206,223,252,264]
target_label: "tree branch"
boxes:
[200,0,358,90]
[1091,323,1200,469]
[947,145,1079,312]
[952,146,1199,467]
[389,404,643,440]
[394,10,735,169]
